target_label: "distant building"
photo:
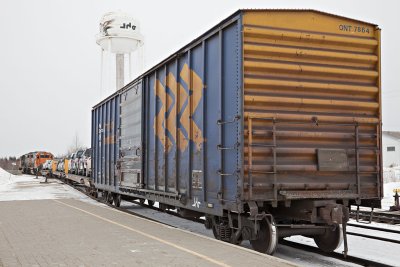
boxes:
[382,131,400,167]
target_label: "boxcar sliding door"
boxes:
[119,81,143,188]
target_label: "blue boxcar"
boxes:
[92,9,381,255]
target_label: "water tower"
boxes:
[96,12,144,97]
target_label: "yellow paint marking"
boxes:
[53,200,230,267]
[104,135,115,145]
[166,73,178,152]
[153,64,205,152]
[180,63,190,86]
[191,67,203,111]
[191,69,205,150]
[178,79,189,152]
[178,130,188,153]
[179,65,192,151]
[64,159,69,174]
[180,64,205,151]
[154,80,173,151]
[154,80,165,147]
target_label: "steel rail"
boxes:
[348,222,400,234]
[350,210,400,224]
[69,178,206,224]
[346,231,400,244]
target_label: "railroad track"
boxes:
[52,175,395,267]
[347,222,400,244]
[350,209,400,224]
[69,179,204,224]
[348,222,400,234]
[280,240,393,267]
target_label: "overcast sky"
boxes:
[0,0,399,157]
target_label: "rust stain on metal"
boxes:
[243,10,380,201]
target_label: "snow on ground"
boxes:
[350,218,400,231]
[0,167,102,206]
[0,167,14,186]
[382,181,400,210]
[380,166,400,210]
[286,233,400,267]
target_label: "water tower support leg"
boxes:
[129,53,132,82]
[116,54,125,90]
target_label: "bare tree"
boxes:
[66,132,85,155]
[0,156,17,170]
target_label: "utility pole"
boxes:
[75,133,78,150]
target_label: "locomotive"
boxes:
[19,151,54,174]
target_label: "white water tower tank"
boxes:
[96,12,144,97]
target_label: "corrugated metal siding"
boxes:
[143,19,242,212]
[242,11,381,201]
[92,93,120,190]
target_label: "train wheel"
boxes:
[212,224,220,239]
[211,217,241,244]
[103,191,112,204]
[139,199,145,205]
[211,217,223,240]
[313,224,343,252]
[113,194,121,207]
[107,192,114,205]
[102,191,108,202]
[147,200,155,206]
[230,230,243,245]
[212,225,242,245]
[250,218,278,255]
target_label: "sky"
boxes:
[0,0,399,158]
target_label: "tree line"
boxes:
[0,156,17,170]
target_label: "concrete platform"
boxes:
[0,198,295,267]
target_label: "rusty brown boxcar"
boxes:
[92,9,381,255]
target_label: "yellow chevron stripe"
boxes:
[154,64,205,153]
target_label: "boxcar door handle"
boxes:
[217,142,240,150]
[217,115,241,125]
[217,170,239,176]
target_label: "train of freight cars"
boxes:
[90,9,382,255]
[19,149,92,177]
